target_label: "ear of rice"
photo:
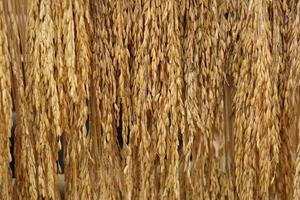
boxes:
[0,1,13,199]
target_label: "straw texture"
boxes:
[2,0,300,199]
[0,1,13,199]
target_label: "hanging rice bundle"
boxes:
[289,1,300,199]
[4,0,39,198]
[110,1,133,199]
[182,0,231,199]
[59,0,93,199]
[0,1,13,199]
[275,0,296,198]
[157,1,184,199]
[231,0,280,199]
[130,0,165,199]
[2,3,27,198]
[90,0,123,199]
[2,0,300,199]
[20,0,61,198]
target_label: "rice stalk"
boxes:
[22,0,61,198]
[289,1,300,199]
[294,116,300,199]
[0,1,13,199]
[60,0,93,199]
[90,0,123,198]
[272,0,300,198]
[216,0,235,199]
[110,1,134,199]
[231,0,280,199]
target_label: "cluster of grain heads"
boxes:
[0,1,13,199]
[182,0,233,199]
[162,1,184,199]
[59,0,93,199]
[20,0,61,198]
[294,116,300,199]
[4,0,39,199]
[90,0,123,199]
[3,0,300,199]
[181,1,202,198]
[275,0,296,197]
[290,1,300,199]
[110,1,133,199]
[231,0,280,199]
[1,1,28,198]
[129,0,152,199]
[272,0,300,198]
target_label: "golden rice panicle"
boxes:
[274,0,292,198]
[90,0,122,199]
[255,1,280,199]
[194,0,222,198]
[182,0,201,199]
[110,1,134,199]
[290,1,300,199]
[284,0,300,153]
[182,0,223,198]
[129,0,167,198]
[269,0,283,166]
[231,0,281,199]
[147,1,170,198]
[216,0,235,199]
[60,0,76,197]
[294,116,300,199]
[61,0,93,199]
[13,1,38,198]
[230,1,248,196]
[265,0,283,198]
[294,115,300,199]
[207,0,222,199]
[16,0,40,198]
[232,1,258,198]
[23,0,61,198]
[75,1,93,198]
[0,1,13,199]
[130,0,167,198]
[38,0,61,197]
[1,1,28,199]
[275,0,300,198]
[158,0,184,199]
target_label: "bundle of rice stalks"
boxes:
[0,1,13,199]
[231,0,280,199]
[58,0,93,199]
[19,0,61,198]
[90,0,123,199]
[2,0,300,199]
